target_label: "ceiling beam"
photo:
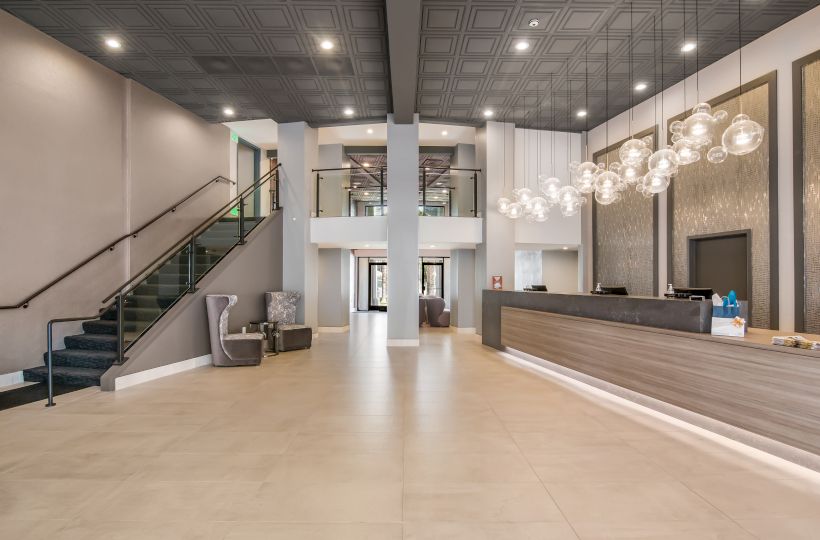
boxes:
[385,0,421,124]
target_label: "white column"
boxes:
[386,113,420,345]
[278,122,319,330]
[474,121,516,334]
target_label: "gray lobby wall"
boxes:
[0,11,230,377]
[318,144,346,218]
[543,250,580,293]
[101,212,283,390]
[318,248,351,328]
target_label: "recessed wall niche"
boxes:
[795,51,820,333]
[592,127,658,297]
[668,74,777,329]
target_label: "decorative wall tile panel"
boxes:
[802,59,820,333]
[594,136,655,297]
[671,84,771,328]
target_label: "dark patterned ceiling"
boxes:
[2,0,817,129]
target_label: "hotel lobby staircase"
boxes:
[15,168,280,391]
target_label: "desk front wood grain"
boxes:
[500,307,820,457]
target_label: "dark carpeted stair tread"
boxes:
[42,349,118,369]
[64,333,118,351]
[83,319,117,335]
[125,295,181,309]
[24,366,106,387]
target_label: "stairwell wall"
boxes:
[0,11,230,377]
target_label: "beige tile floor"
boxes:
[2,312,820,539]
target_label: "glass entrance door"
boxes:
[368,262,388,311]
[420,262,444,298]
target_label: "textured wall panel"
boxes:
[671,84,770,328]
[593,136,655,297]
[803,59,820,333]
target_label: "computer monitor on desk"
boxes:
[673,287,713,300]
[597,286,629,296]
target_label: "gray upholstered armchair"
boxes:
[424,297,451,327]
[265,291,313,351]
[205,294,264,367]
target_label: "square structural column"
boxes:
[278,122,319,329]
[387,113,420,346]
[475,121,516,333]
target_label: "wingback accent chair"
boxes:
[205,294,264,367]
[424,296,451,327]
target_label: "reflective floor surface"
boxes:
[1,312,820,539]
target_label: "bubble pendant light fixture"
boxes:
[495,115,518,217]
[721,0,764,156]
[671,0,701,166]
[557,65,586,217]
[594,24,623,205]
[575,39,598,194]
[643,9,675,195]
[618,3,651,174]
[538,73,562,207]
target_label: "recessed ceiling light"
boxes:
[223,107,235,116]
[105,38,122,49]
[528,18,540,27]
[576,110,587,118]
[562,246,569,250]
[320,40,334,50]
[681,42,696,52]
[635,82,648,91]
[441,130,448,136]
[514,41,530,51]
[343,108,354,116]
[430,245,436,248]
[366,128,373,134]
[483,109,494,118]
[363,162,371,167]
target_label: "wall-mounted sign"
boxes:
[492,276,503,290]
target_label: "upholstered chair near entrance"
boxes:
[205,294,264,367]
[265,291,313,351]
[425,297,451,327]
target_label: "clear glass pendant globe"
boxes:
[707,146,728,164]
[595,189,620,205]
[722,114,764,156]
[538,176,562,204]
[534,211,549,222]
[670,120,684,134]
[672,140,701,165]
[648,147,679,175]
[621,164,642,185]
[496,197,511,214]
[524,213,537,223]
[619,138,650,166]
[574,162,598,193]
[515,187,534,204]
[529,196,549,215]
[595,170,622,194]
[644,169,671,194]
[506,202,524,219]
[682,112,716,148]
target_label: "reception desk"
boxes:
[482,290,820,470]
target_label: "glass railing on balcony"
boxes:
[313,166,481,217]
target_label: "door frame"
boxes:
[237,137,261,216]
[420,261,445,298]
[368,262,388,311]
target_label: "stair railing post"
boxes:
[274,170,280,210]
[45,321,55,407]
[238,196,246,244]
[380,168,385,214]
[473,171,478,217]
[422,169,427,216]
[315,172,321,216]
[116,293,125,364]
[187,235,197,294]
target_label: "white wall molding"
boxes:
[0,371,24,389]
[386,339,419,347]
[114,354,211,391]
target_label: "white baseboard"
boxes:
[318,326,349,333]
[454,327,476,334]
[386,339,419,347]
[0,371,24,389]
[114,354,212,391]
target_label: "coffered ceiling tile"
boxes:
[547,38,582,55]
[462,36,498,55]
[496,60,527,75]
[234,56,278,76]
[266,35,306,55]
[514,10,559,32]
[216,77,251,92]
[560,9,608,31]
[418,78,447,92]
[420,59,451,75]
[183,77,217,91]
[468,8,511,31]
[302,94,330,106]
[151,6,203,29]
[56,7,110,29]
[198,6,249,29]
[457,59,490,75]
[297,7,339,30]
[247,6,293,30]
[5,7,67,30]
[274,57,317,76]
[489,79,518,92]
[363,78,386,92]
[253,77,284,91]
[124,57,164,74]
[533,60,565,74]
[422,35,457,55]
[178,35,221,54]
[352,36,385,55]
[222,34,265,55]
[423,6,463,31]
[315,57,355,76]
[161,57,203,74]
[332,94,357,105]
[449,94,476,107]
[452,78,483,92]
[137,34,182,54]
[358,59,386,75]
[290,78,321,92]
[53,34,96,55]
[367,94,387,106]
[419,94,443,106]
[194,56,242,75]
[418,107,441,117]
[105,6,157,29]
[344,6,384,30]
[327,78,355,92]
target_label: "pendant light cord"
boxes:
[585,39,590,160]
[551,72,556,177]
[629,1,634,139]
[683,0,688,117]
[605,23,610,167]
[567,62,571,167]
[695,0,700,101]
[738,0,743,113]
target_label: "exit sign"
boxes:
[230,132,239,143]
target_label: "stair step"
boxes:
[64,333,118,352]
[82,319,117,335]
[24,366,105,387]
[42,348,118,369]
